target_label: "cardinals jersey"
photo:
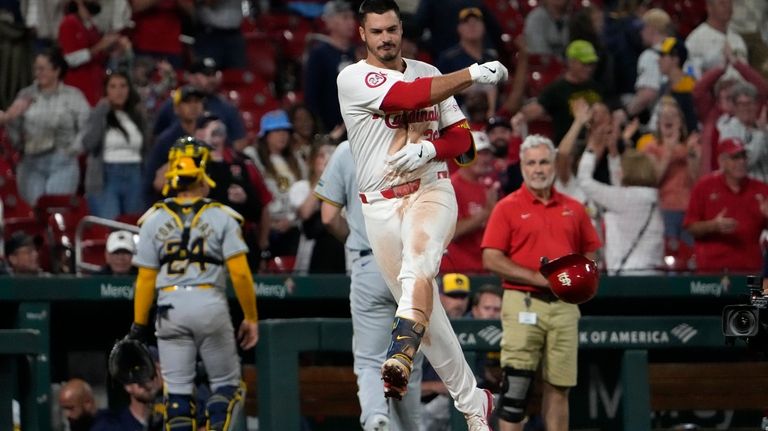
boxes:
[337,58,466,193]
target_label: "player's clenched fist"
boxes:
[387,140,436,172]
[468,61,508,85]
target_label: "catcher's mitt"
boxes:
[108,338,156,384]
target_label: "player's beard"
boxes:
[368,40,399,63]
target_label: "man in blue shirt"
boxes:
[153,58,247,150]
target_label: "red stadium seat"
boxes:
[266,255,296,273]
[245,33,278,81]
[526,54,564,97]
[220,68,258,90]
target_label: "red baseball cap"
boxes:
[719,137,747,156]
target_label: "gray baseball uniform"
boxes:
[314,141,423,430]
[133,198,248,394]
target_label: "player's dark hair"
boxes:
[358,0,401,22]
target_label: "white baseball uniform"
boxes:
[337,58,487,417]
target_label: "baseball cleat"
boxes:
[465,389,494,431]
[381,355,412,400]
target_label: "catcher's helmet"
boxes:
[108,338,157,384]
[539,253,599,304]
[162,136,217,196]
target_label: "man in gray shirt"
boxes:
[314,141,423,431]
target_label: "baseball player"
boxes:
[337,1,508,430]
[314,140,423,430]
[127,137,259,431]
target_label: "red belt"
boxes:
[359,171,448,204]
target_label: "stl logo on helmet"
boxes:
[365,72,387,88]
[557,272,572,287]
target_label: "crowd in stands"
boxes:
[0,0,767,276]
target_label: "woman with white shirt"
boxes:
[82,70,147,219]
[577,132,664,275]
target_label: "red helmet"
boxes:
[539,254,599,304]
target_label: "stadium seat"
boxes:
[266,255,296,273]
[35,195,89,269]
[484,0,524,40]
[526,53,564,97]
[220,68,257,91]
[245,33,278,81]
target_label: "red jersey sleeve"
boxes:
[434,120,472,159]
[379,78,433,112]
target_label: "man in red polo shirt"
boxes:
[481,134,601,431]
[441,131,499,273]
[684,137,768,273]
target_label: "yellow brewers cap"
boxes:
[440,273,471,297]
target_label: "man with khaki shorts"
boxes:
[480,135,601,431]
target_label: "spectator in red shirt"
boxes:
[441,131,498,273]
[481,134,601,431]
[130,0,194,68]
[58,0,129,105]
[684,137,768,273]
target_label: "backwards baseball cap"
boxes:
[188,57,218,76]
[323,0,351,18]
[107,230,136,254]
[172,85,205,106]
[471,130,493,153]
[566,40,599,64]
[658,37,688,64]
[258,110,293,137]
[718,137,747,156]
[440,273,471,297]
[459,7,483,21]
[5,231,36,256]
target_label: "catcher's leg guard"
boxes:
[496,367,535,423]
[205,382,245,431]
[381,317,425,400]
[165,393,196,431]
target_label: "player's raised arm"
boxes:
[379,63,508,112]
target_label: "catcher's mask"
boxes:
[108,338,157,384]
[539,253,599,304]
[163,136,217,196]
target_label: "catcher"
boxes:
[123,136,259,431]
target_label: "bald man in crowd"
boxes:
[58,378,103,431]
